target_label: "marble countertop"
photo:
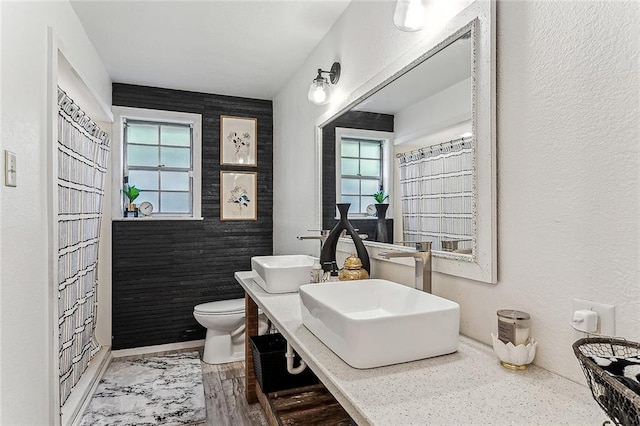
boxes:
[235,271,606,425]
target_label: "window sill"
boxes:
[112,216,204,221]
[333,216,394,220]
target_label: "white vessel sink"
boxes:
[251,255,316,294]
[299,279,460,369]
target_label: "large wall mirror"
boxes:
[316,2,496,283]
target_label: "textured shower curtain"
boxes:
[398,137,473,252]
[56,88,110,405]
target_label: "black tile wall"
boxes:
[322,111,395,241]
[111,83,273,350]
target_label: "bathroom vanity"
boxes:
[236,271,606,425]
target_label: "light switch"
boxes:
[4,150,16,187]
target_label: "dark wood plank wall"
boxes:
[111,83,273,350]
[322,111,395,240]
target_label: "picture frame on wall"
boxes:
[220,115,257,166]
[220,171,257,221]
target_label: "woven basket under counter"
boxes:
[250,333,319,394]
[573,337,640,425]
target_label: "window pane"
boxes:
[128,170,159,191]
[360,159,380,177]
[361,195,377,208]
[161,125,190,147]
[361,179,379,196]
[127,145,158,167]
[127,123,158,145]
[341,158,359,176]
[161,147,191,168]
[341,140,359,157]
[341,196,360,213]
[358,197,371,214]
[341,178,360,195]
[161,192,190,213]
[360,141,381,159]
[135,191,159,211]
[161,171,190,191]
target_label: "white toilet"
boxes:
[193,298,268,364]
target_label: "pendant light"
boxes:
[393,0,427,32]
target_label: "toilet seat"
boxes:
[194,299,244,315]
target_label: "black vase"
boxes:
[374,203,389,243]
[320,203,370,273]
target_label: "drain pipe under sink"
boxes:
[285,341,307,374]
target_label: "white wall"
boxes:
[0,1,111,423]
[96,150,112,347]
[394,77,471,144]
[273,0,639,385]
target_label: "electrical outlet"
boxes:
[572,298,615,336]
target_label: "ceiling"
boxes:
[354,32,471,115]
[70,0,352,100]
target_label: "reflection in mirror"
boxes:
[318,2,495,283]
[321,29,474,257]
[397,136,473,255]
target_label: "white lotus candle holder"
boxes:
[491,333,538,370]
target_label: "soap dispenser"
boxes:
[310,261,323,283]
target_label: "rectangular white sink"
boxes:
[251,255,316,294]
[299,279,460,369]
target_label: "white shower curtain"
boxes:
[56,88,110,405]
[398,137,473,252]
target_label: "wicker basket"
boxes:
[250,333,319,393]
[573,337,640,425]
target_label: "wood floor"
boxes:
[199,361,268,426]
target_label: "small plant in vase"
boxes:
[372,188,389,204]
[123,184,141,216]
[371,187,389,243]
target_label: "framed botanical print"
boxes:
[220,171,257,221]
[220,115,257,166]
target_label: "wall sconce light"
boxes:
[393,0,427,32]
[307,62,341,105]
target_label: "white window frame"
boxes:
[335,128,394,218]
[111,106,203,220]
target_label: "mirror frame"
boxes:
[315,1,496,283]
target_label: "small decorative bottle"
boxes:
[338,254,369,281]
[310,261,323,283]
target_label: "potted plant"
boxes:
[373,188,389,204]
[123,184,141,214]
[372,186,389,243]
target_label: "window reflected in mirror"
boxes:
[336,129,394,216]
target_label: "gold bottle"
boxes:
[338,253,369,281]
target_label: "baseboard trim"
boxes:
[111,340,205,358]
[62,346,112,426]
